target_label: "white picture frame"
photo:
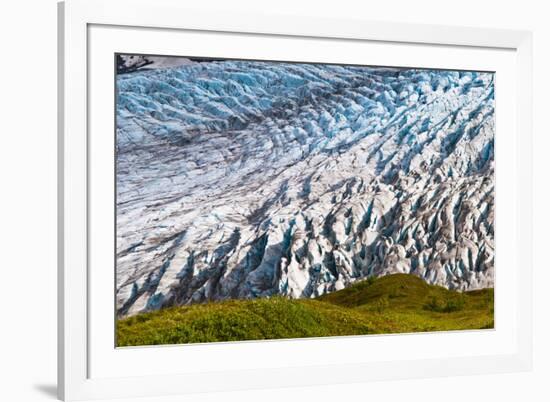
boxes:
[58,0,533,400]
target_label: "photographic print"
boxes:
[115,54,494,347]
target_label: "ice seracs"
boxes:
[115,60,494,316]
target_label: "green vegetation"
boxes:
[116,274,494,347]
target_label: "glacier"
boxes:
[115,59,494,317]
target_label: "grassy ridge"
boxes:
[116,274,494,347]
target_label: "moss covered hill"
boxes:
[116,274,494,347]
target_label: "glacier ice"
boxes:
[115,60,495,317]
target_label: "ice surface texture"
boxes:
[115,60,494,316]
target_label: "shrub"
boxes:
[424,296,442,311]
[373,296,390,313]
[442,296,465,313]
[424,295,465,313]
